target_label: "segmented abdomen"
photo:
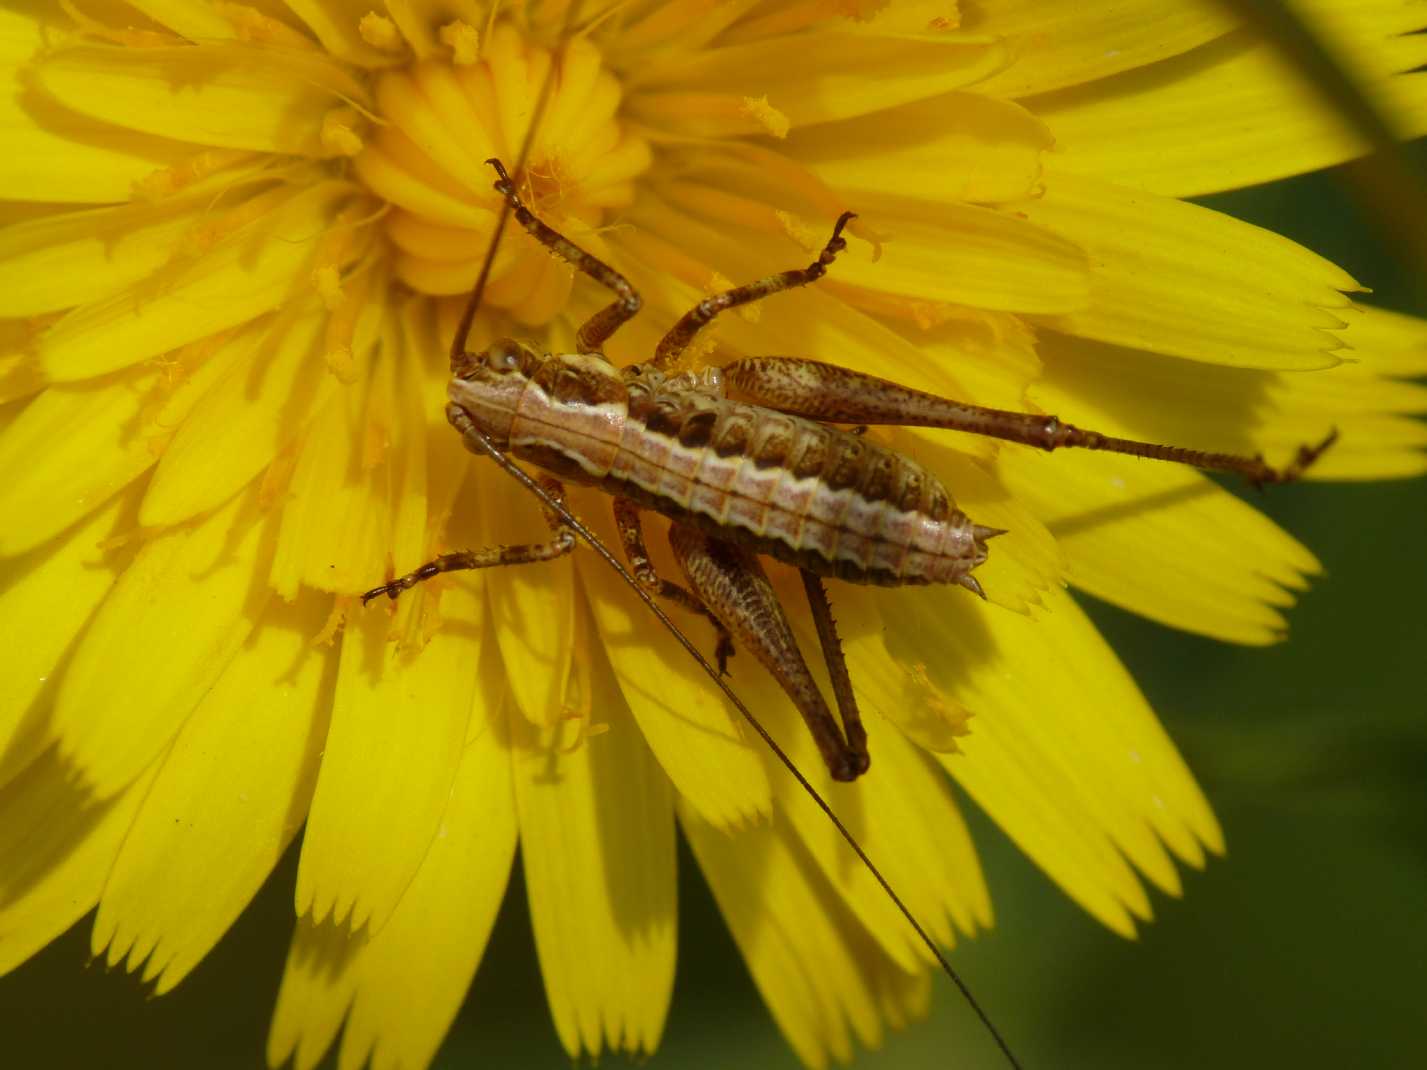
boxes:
[603,389,983,586]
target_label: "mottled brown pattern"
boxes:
[669,523,864,780]
[860,452,897,503]
[592,378,983,586]
[712,416,751,458]
[788,429,830,480]
[823,438,865,491]
[750,416,796,470]
[448,349,988,589]
[677,408,718,448]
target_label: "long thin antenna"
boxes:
[461,430,1023,1070]
[443,5,1022,1066]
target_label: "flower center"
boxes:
[354,23,651,325]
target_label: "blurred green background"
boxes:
[2,166,1424,1069]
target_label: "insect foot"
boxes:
[1249,428,1340,489]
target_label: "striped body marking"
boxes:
[448,343,995,594]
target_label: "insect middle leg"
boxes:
[362,476,575,603]
[612,498,735,674]
[725,356,1337,485]
[487,158,641,354]
[668,521,868,781]
[652,211,857,372]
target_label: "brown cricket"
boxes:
[365,158,1335,784]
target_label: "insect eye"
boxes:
[486,343,522,372]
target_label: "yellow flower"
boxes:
[1,2,1424,1068]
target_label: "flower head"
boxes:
[1,2,1425,1068]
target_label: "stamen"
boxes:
[741,95,790,139]
[132,149,257,202]
[174,186,291,261]
[214,3,316,49]
[257,446,297,513]
[321,108,365,157]
[438,21,481,65]
[310,598,348,648]
[359,12,405,52]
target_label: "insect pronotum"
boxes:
[362,13,1334,1069]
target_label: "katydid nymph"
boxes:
[364,158,1335,783]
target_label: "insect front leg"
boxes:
[611,498,735,673]
[725,356,1336,484]
[667,522,869,781]
[487,158,642,354]
[652,211,856,371]
[362,476,575,604]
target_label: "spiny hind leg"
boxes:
[799,571,869,776]
[725,356,1336,485]
[612,498,735,673]
[652,211,856,371]
[363,477,574,604]
[668,522,867,782]
[488,158,641,354]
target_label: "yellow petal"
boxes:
[681,799,927,1069]
[331,706,519,1070]
[511,599,676,1058]
[1037,2,1427,196]
[39,182,356,381]
[1032,327,1427,484]
[787,91,1053,205]
[722,581,992,967]
[270,325,429,599]
[1002,352,1327,643]
[0,342,44,406]
[121,1,236,41]
[965,0,1231,97]
[881,582,1224,932]
[843,630,972,756]
[628,30,1007,131]
[0,329,240,555]
[33,43,368,155]
[479,465,578,726]
[276,0,395,68]
[1012,169,1359,370]
[140,308,336,526]
[0,7,188,203]
[0,198,206,318]
[575,497,771,829]
[90,593,333,993]
[869,305,1044,416]
[267,919,365,1070]
[295,570,484,932]
[0,496,128,788]
[1337,301,1427,376]
[9,397,138,545]
[624,193,984,406]
[615,0,763,55]
[657,179,1089,316]
[0,753,157,976]
[53,487,275,796]
[934,581,1227,873]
